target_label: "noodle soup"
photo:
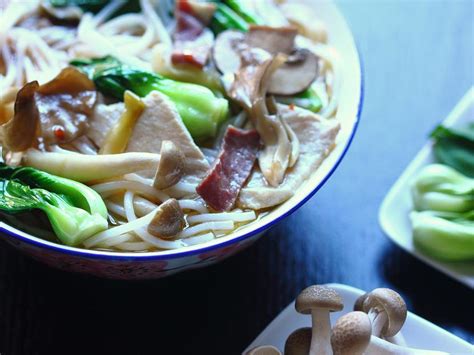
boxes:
[0,0,342,253]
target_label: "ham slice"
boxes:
[197,126,260,211]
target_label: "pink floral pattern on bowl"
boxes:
[0,229,263,279]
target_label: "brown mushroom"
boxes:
[331,311,448,355]
[153,140,185,189]
[147,198,186,239]
[246,345,282,355]
[212,27,318,96]
[353,293,369,312]
[268,48,319,95]
[362,289,407,340]
[295,285,343,355]
[331,311,372,355]
[284,327,311,355]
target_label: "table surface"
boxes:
[1,1,473,354]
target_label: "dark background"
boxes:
[0,1,473,354]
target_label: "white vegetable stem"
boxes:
[310,308,332,355]
[23,149,160,182]
[365,336,449,355]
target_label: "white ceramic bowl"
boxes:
[0,1,363,279]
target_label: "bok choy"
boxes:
[410,164,474,261]
[431,123,474,177]
[71,56,229,140]
[0,164,108,246]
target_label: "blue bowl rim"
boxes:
[0,51,364,263]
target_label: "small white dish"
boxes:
[244,283,473,353]
[379,87,474,288]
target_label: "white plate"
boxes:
[379,88,474,288]
[244,283,473,354]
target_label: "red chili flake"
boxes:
[289,103,295,111]
[53,126,65,140]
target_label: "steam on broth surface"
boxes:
[0,0,341,252]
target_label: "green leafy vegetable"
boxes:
[412,164,474,213]
[71,56,229,140]
[431,123,474,177]
[411,210,474,261]
[0,164,107,246]
[224,0,263,25]
[410,164,474,261]
[210,3,249,34]
[276,87,323,113]
[48,0,140,16]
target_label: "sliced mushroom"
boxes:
[1,67,97,151]
[213,26,317,96]
[295,285,343,355]
[246,25,298,55]
[153,140,185,189]
[268,49,319,95]
[212,30,246,74]
[1,81,39,151]
[229,54,293,186]
[284,327,312,355]
[331,312,372,355]
[147,198,186,239]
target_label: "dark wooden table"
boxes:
[1,1,473,354]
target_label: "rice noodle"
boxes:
[178,199,208,214]
[187,211,256,224]
[164,181,197,197]
[105,201,126,218]
[91,180,170,202]
[83,207,159,248]
[182,232,215,246]
[178,221,234,239]
[114,241,153,251]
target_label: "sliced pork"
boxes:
[238,105,340,210]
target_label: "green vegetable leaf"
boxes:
[48,0,140,16]
[211,3,249,34]
[0,164,108,246]
[71,56,229,140]
[224,0,263,25]
[411,211,474,261]
[276,87,323,113]
[431,123,474,177]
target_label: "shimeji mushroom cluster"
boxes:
[246,285,450,355]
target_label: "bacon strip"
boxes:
[172,0,215,68]
[197,127,260,212]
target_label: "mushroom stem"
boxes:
[368,308,388,337]
[310,308,332,355]
[365,336,449,355]
[386,333,407,346]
